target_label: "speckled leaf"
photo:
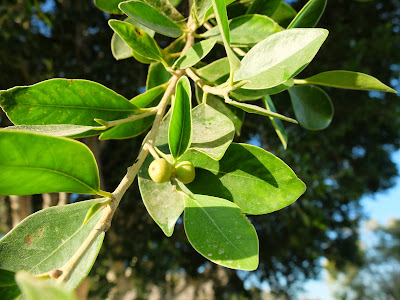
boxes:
[234,28,328,90]
[190,104,235,160]
[0,79,139,131]
[119,0,184,38]
[16,271,76,300]
[0,269,20,300]
[298,71,397,93]
[111,17,155,61]
[263,96,287,149]
[287,0,327,29]
[169,76,192,159]
[139,0,184,22]
[184,194,258,270]
[180,143,306,215]
[0,131,100,196]
[0,199,105,291]
[289,84,334,130]
[109,19,163,63]
[138,155,185,236]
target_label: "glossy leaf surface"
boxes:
[270,1,297,27]
[173,39,217,69]
[169,76,192,159]
[16,272,76,300]
[196,57,230,83]
[299,70,397,93]
[119,0,184,38]
[0,131,100,195]
[181,143,306,215]
[0,199,105,290]
[264,96,287,149]
[247,0,280,16]
[109,20,163,62]
[0,79,139,128]
[234,28,328,89]
[191,104,235,160]
[138,156,184,236]
[94,0,124,14]
[202,14,282,46]
[289,84,333,130]
[99,85,165,140]
[146,62,171,90]
[111,18,155,61]
[211,0,241,73]
[184,194,258,270]
[287,0,327,29]
[0,269,20,300]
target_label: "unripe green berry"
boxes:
[174,161,195,184]
[148,158,172,183]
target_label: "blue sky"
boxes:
[299,150,400,299]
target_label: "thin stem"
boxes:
[233,47,247,57]
[56,23,197,284]
[293,79,307,85]
[147,144,160,159]
[95,108,157,129]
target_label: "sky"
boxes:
[299,150,400,299]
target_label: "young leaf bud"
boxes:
[148,158,172,183]
[174,161,195,184]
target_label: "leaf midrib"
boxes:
[0,165,97,193]
[189,196,247,258]
[13,102,138,112]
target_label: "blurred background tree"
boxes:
[0,0,399,299]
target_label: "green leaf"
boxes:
[146,62,172,90]
[1,124,98,137]
[169,0,182,6]
[99,85,165,140]
[0,131,100,195]
[205,94,244,136]
[109,19,163,63]
[181,143,306,215]
[16,271,76,300]
[0,199,105,290]
[246,0,280,16]
[211,0,241,74]
[289,84,334,130]
[226,99,297,123]
[202,14,283,46]
[169,76,192,160]
[263,96,287,149]
[139,0,184,22]
[138,156,184,236]
[0,269,20,300]
[94,0,124,14]
[191,104,235,160]
[173,39,217,69]
[0,79,139,133]
[196,57,230,83]
[119,0,184,38]
[287,0,327,29]
[231,79,294,101]
[234,28,328,90]
[184,194,258,270]
[270,1,297,27]
[297,70,397,93]
[111,18,155,61]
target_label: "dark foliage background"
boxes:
[0,0,399,298]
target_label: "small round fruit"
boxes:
[175,161,195,184]
[148,158,172,183]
